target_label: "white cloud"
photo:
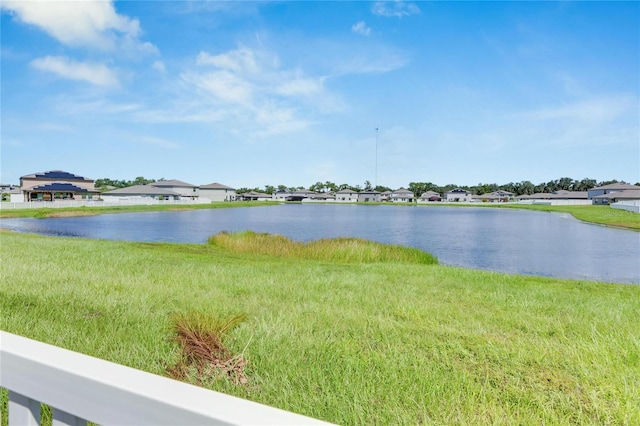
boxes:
[274,77,324,97]
[1,0,154,54]
[372,1,420,18]
[182,70,254,106]
[517,95,636,124]
[196,48,265,74]
[152,60,166,73]
[136,136,180,149]
[30,56,120,87]
[352,21,371,36]
[165,46,340,136]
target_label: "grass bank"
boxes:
[490,204,640,230]
[1,232,639,425]
[0,201,275,219]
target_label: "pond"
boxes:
[2,204,639,284]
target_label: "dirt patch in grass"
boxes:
[168,312,249,386]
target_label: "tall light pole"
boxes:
[375,127,379,188]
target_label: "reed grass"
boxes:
[1,231,638,425]
[208,230,438,264]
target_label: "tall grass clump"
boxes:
[208,230,438,265]
[168,311,248,386]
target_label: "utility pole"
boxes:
[375,127,379,188]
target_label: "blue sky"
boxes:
[1,1,638,189]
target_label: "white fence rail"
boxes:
[0,199,214,210]
[611,200,640,214]
[0,331,331,425]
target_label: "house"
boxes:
[592,190,640,205]
[1,186,22,202]
[101,185,181,201]
[444,188,472,202]
[388,188,414,203]
[588,183,640,204]
[150,179,198,200]
[303,192,336,203]
[236,191,274,201]
[357,189,381,202]
[476,190,513,203]
[417,191,441,203]
[335,189,359,202]
[273,189,316,202]
[379,191,392,202]
[517,191,589,204]
[199,183,236,202]
[20,170,100,202]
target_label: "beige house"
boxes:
[388,188,414,202]
[444,188,472,202]
[335,189,359,202]
[20,170,100,202]
[475,190,514,203]
[199,183,236,202]
[417,191,441,203]
[150,179,198,200]
[101,185,181,201]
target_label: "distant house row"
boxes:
[3,171,640,206]
[3,171,236,203]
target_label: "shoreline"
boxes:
[1,201,638,231]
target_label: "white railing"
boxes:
[0,199,212,210]
[0,331,331,425]
[611,201,640,214]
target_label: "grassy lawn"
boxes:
[1,231,638,425]
[479,204,640,231]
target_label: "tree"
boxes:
[264,185,275,194]
[364,180,372,191]
[309,181,325,192]
[324,181,338,192]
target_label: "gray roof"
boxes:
[239,191,271,198]
[518,191,588,200]
[445,188,470,194]
[102,185,180,196]
[150,179,196,188]
[593,190,640,200]
[419,191,441,198]
[392,188,413,194]
[592,183,640,191]
[21,170,93,182]
[200,182,235,190]
[336,189,358,194]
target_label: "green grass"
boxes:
[0,200,276,218]
[1,231,639,425]
[433,203,640,230]
[209,230,438,264]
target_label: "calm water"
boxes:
[2,204,639,284]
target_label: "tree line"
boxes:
[239,177,635,197]
[94,176,636,197]
[95,176,159,189]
